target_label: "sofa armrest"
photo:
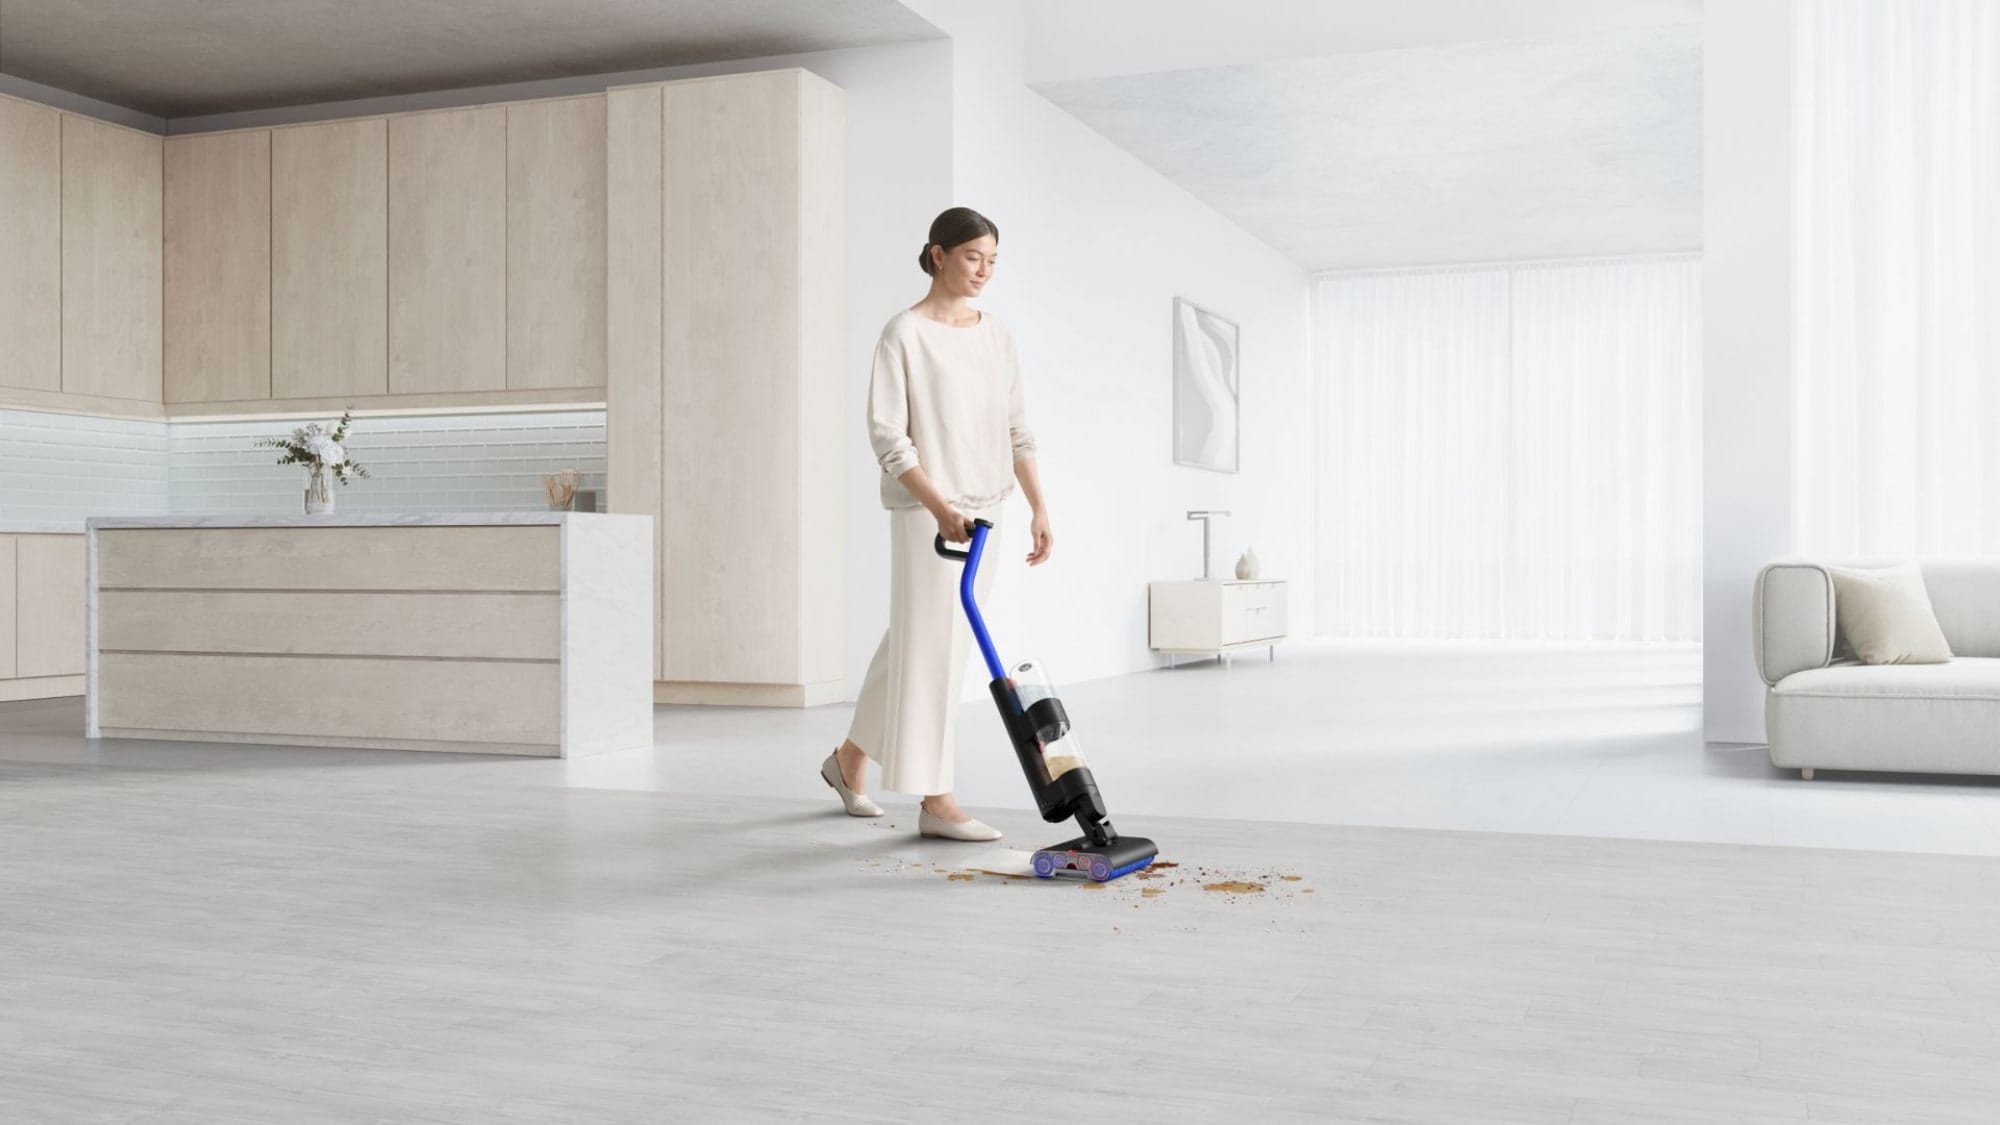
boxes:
[1753,561,1838,686]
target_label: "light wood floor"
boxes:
[3,736,1999,1123]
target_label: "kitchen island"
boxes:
[85,513,652,757]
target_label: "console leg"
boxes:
[1801,768,1816,781]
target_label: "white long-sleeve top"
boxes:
[866,308,1037,510]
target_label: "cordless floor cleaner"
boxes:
[935,519,1158,882]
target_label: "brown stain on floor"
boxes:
[1201,881,1267,894]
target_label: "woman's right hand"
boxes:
[932,503,972,544]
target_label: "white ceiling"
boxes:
[1026,1,1703,272]
[0,0,943,118]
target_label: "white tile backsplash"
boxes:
[0,407,606,528]
[0,410,171,527]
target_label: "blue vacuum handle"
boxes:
[934,519,1006,682]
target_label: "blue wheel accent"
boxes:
[1089,857,1112,882]
[1102,855,1155,882]
[1032,852,1057,878]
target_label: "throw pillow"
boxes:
[1828,562,1954,665]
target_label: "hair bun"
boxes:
[917,243,935,276]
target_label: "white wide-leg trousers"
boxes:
[846,503,1002,795]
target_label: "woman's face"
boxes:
[932,235,998,298]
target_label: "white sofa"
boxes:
[1755,559,2000,779]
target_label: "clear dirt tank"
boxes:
[1009,658,1087,781]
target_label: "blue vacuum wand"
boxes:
[934,519,1157,882]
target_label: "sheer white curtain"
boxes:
[1314,258,1702,642]
[1794,0,2000,556]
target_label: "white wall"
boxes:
[1702,0,1794,744]
[902,1,1317,697]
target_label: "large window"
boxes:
[1794,0,2000,556]
[1314,257,1702,642]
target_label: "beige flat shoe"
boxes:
[820,752,883,817]
[918,807,1002,842]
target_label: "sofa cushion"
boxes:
[1916,560,2000,658]
[1767,657,2000,774]
[1772,656,2000,700]
[1829,562,1954,665]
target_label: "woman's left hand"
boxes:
[1026,510,1053,566]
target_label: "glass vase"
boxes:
[305,467,334,515]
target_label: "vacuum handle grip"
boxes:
[933,517,995,560]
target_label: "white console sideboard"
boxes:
[1148,579,1288,667]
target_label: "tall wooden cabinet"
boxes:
[62,115,163,402]
[508,96,607,391]
[165,130,272,403]
[608,70,845,706]
[0,96,61,394]
[388,106,507,395]
[273,118,390,401]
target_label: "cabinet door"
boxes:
[508,96,607,390]
[389,106,506,394]
[0,97,60,392]
[604,85,664,680]
[273,118,388,400]
[16,535,85,678]
[1150,581,1224,649]
[165,130,272,403]
[0,536,16,679]
[662,71,804,684]
[62,115,164,402]
[1220,582,1282,644]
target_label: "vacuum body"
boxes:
[936,520,1157,881]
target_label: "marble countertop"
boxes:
[83,512,639,531]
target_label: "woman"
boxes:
[820,206,1054,842]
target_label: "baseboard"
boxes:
[0,675,85,702]
[95,726,559,756]
[653,679,846,708]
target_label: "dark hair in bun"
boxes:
[918,206,1000,276]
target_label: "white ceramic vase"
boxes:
[1234,546,1260,580]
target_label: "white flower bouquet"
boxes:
[256,409,370,513]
